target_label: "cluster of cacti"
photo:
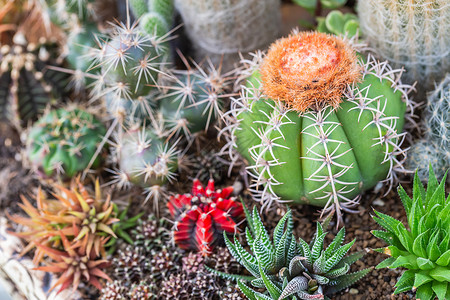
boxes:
[208,206,370,299]
[167,179,244,256]
[408,75,450,180]
[9,178,118,292]
[26,107,106,180]
[372,167,450,299]
[358,0,450,89]
[221,31,414,224]
[0,42,69,128]
[173,0,281,70]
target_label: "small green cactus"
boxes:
[317,10,359,37]
[116,125,178,196]
[26,107,106,179]
[0,42,69,128]
[222,31,414,224]
[407,74,450,180]
[372,167,450,300]
[159,70,225,138]
[208,206,371,299]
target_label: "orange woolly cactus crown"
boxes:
[260,31,361,112]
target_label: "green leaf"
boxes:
[397,185,412,218]
[412,230,430,258]
[326,267,372,294]
[414,272,433,288]
[426,167,439,203]
[432,281,448,300]
[234,235,259,276]
[429,266,450,282]
[373,210,403,236]
[292,0,317,10]
[417,258,435,270]
[415,282,434,300]
[205,265,255,282]
[298,238,312,265]
[371,230,394,245]
[391,255,419,269]
[259,262,282,299]
[253,206,275,255]
[255,293,273,300]
[436,249,450,267]
[275,229,289,269]
[375,257,395,269]
[325,263,349,278]
[311,232,326,262]
[242,200,255,235]
[237,280,258,300]
[279,276,308,300]
[413,171,426,207]
[324,227,345,259]
[325,10,345,35]
[273,210,291,246]
[324,239,355,272]
[254,237,275,273]
[336,251,365,267]
[321,0,347,9]
[394,270,415,294]
[426,231,442,261]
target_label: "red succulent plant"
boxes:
[167,179,244,256]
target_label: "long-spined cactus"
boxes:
[174,0,281,70]
[221,31,414,225]
[0,41,69,128]
[408,74,450,180]
[26,107,106,180]
[208,207,371,299]
[358,0,450,89]
[372,167,450,299]
[114,124,179,203]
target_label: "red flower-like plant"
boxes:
[168,179,244,256]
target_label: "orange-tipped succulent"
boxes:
[36,231,111,293]
[9,177,118,263]
[260,31,361,112]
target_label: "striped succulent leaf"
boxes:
[372,167,450,300]
[208,204,370,299]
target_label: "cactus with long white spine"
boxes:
[357,0,450,89]
[407,74,450,180]
[221,32,415,225]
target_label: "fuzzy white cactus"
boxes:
[358,0,450,89]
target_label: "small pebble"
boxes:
[349,288,359,295]
[372,198,385,206]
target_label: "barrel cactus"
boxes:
[222,31,414,224]
[372,167,450,299]
[358,0,450,89]
[26,107,106,179]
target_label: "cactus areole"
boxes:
[229,32,412,222]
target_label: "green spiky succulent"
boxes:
[105,204,144,253]
[372,167,450,300]
[208,205,371,300]
[26,107,106,179]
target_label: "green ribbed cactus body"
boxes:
[358,0,450,88]
[225,32,413,223]
[236,71,406,206]
[26,108,106,179]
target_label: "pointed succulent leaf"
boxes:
[394,270,415,294]
[426,167,439,202]
[311,232,326,262]
[234,235,259,276]
[242,201,255,236]
[372,210,404,237]
[436,249,450,267]
[426,233,442,261]
[254,237,275,273]
[414,272,434,288]
[255,292,273,300]
[246,227,255,251]
[312,274,329,285]
[287,234,297,264]
[429,266,450,282]
[412,229,430,258]
[397,185,412,218]
[323,239,355,272]
[326,263,349,279]
[415,282,434,300]
[205,265,255,281]
[275,229,289,269]
[279,276,308,300]
[324,227,345,259]
[412,172,426,207]
[326,268,372,294]
[258,261,282,299]
[313,251,328,274]
[375,257,396,269]
[299,238,312,266]
[432,281,448,300]
[289,255,308,277]
[251,278,266,288]
[273,210,291,246]
[391,255,419,269]
[252,206,275,254]
[334,251,365,269]
[237,280,258,300]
